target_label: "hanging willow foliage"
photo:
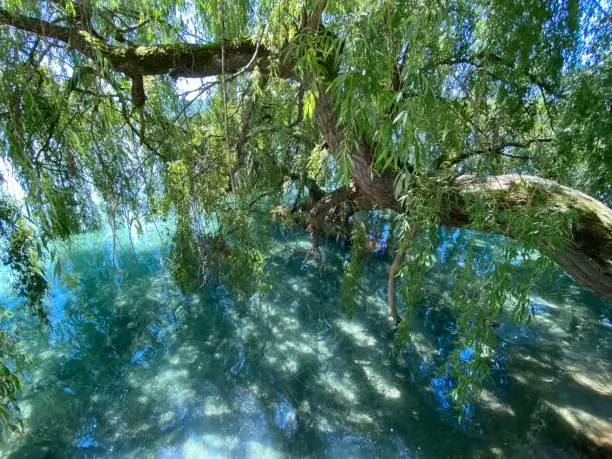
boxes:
[0,0,610,427]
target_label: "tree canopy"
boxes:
[0,0,610,438]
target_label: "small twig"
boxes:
[437,138,553,169]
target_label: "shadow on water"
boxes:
[397,229,612,458]
[1,226,611,458]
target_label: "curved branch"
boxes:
[313,77,612,299]
[447,174,612,298]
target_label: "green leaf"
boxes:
[64,1,77,17]
[0,365,9,378]
[303,89,317,120]
[394,173,406,198]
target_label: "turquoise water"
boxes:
[1,225,611,458]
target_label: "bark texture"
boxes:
[447,175,612,298]
[0,8,259,78]
[308,184,371,248]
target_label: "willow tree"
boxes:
[0,0,610,432]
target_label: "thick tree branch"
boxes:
[315,87,399,209]
[0,8,261,78]
[447,175,612,298]
[310,170,612,299]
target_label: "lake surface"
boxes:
[1,224,611,458]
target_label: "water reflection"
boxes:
[1,225,611,458]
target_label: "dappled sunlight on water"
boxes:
[0,225,610,458]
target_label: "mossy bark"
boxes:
[0,8,259,78]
